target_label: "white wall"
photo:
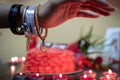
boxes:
[0,0,120,63]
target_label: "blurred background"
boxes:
[0,0,120,63]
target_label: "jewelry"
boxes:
[21,6,29,34]
[25,6,36,34]
[34,5,48,49]
[24,32,32,50]
[8,4,23,35]
[22,6,35,50]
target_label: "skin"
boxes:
[38,0,116,28]
[0,0,116,28]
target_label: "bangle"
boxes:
[25,6,36,34]
[8,4,23,35]
[21,6,29,34]
[35,5,48,47]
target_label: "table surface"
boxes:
[0,63,120,80]
[0,63,11,80]
[0,63,82,80]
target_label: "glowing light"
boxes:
[89,70,93,73]
[14,56,18,61]
[59,74,62,78]
[108,69,112,74]
[36,73,40,77]
[83,74,87,78]
[22,57,26,62]
[19,72,23,75]
[11,65,15,74]
[106,75,110,79]
[11,57,15,62]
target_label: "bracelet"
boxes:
[8,4,23,35]
[35,5,48,47]
[25,6,36,34]
[21,6,29,34]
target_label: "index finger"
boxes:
[86,0,116,12]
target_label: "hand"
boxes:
[38,0,116,28]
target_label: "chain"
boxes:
[35,5,48,51]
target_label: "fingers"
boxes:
[81,5,111,16]
[72,0,116,17]
[78,0,116,16]
[89,0,116,12]
[76,11,100,18]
